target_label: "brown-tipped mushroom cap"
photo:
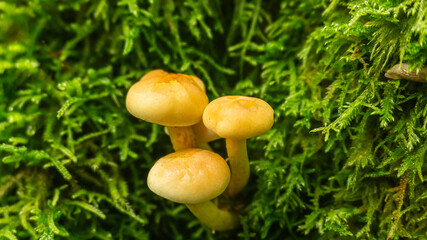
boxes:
[147,148,230,204]
[126,70,209,127]
[203,96,274,139]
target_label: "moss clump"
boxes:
[0,0,426,239]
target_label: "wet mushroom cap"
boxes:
[203,96,274,139]
[126,70,209,127]
[147,148,230,204]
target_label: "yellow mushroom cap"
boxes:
[147,148,230,204]
[203,96,274,139]
[126,70,209,127]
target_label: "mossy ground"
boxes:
[0,0,426,239]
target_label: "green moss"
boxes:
[1,0,426,239]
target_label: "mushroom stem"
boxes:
[186,201,240,231]
[166,126,197,151]
[224,139,249,197]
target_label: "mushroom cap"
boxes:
[126,70,209,127]
[147,148,230,204]
[203,96,274,139]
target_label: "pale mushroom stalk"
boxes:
[224,139,249,197]
[166,126,197,151]
[186,201,240,231]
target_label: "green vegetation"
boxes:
[1,0,426,239]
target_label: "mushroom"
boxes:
[202,96,274,197]
[126,70,209,151]
[147,148,240,231]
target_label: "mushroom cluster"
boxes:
[126,70,274,231]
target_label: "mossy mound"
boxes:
[0,0,426,239]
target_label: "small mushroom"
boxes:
[126,70,209,150]
[147,148,240,231]
[203,96,274,197]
